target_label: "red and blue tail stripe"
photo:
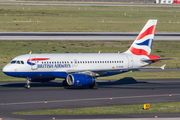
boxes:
[125,20,157,56]
[136,25,156,41]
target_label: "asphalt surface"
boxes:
[1,32,180,40]
[0,78,180,120]
[0,2,180,7]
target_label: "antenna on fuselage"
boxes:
[98,51,101,54]
[29,51,32,54]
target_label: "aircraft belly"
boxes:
[99,70,128,77]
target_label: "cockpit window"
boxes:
[11,61,16,64]
[10,60,24,64]
[21,61,24,64]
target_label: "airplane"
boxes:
[2,19,173,89]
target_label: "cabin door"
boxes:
[127,56,133,68]
[30,56,38,70]
[74,59,78,67]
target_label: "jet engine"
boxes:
[66,74,95,86]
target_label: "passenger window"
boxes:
[17,61,20,64]
[21,61,24,64]
[71,61,73,64]
[107,61,109,63]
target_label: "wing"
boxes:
[65,64,166,77]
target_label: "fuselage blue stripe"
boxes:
[3,71,128,79]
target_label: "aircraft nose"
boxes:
[2,64,16,77]
[2,64,11,73]
[3,65,9,73]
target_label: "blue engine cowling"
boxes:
[66,74,94,86]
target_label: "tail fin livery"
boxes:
[125,19,157,55]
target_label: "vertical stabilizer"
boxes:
[125,19,157,55]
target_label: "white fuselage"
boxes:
[3,53,150,79]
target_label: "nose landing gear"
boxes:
[25,78,31,89]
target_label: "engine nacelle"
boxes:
[66,74,94,86]
[30,77,55,82]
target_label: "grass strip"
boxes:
[0,5,180,32]
[13,102,180,115]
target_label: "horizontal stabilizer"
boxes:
[142,58,177,62]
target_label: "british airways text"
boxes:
[37,64,71,68]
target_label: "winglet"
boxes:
[160,64,166,71]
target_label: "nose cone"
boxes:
[2,65,9,73]
[2,64,13,76]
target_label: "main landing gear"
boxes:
[89,81,98,89]
[25,78,31,89]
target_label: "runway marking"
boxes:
[1,93,180,106]
[0,87,64,90]
[110,85,180,88]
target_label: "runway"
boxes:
[0,78,180,120]
[1,32,180,40]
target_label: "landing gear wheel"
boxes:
[62,80,69,87]
[89,82,98,89]
[25,84,30,89]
